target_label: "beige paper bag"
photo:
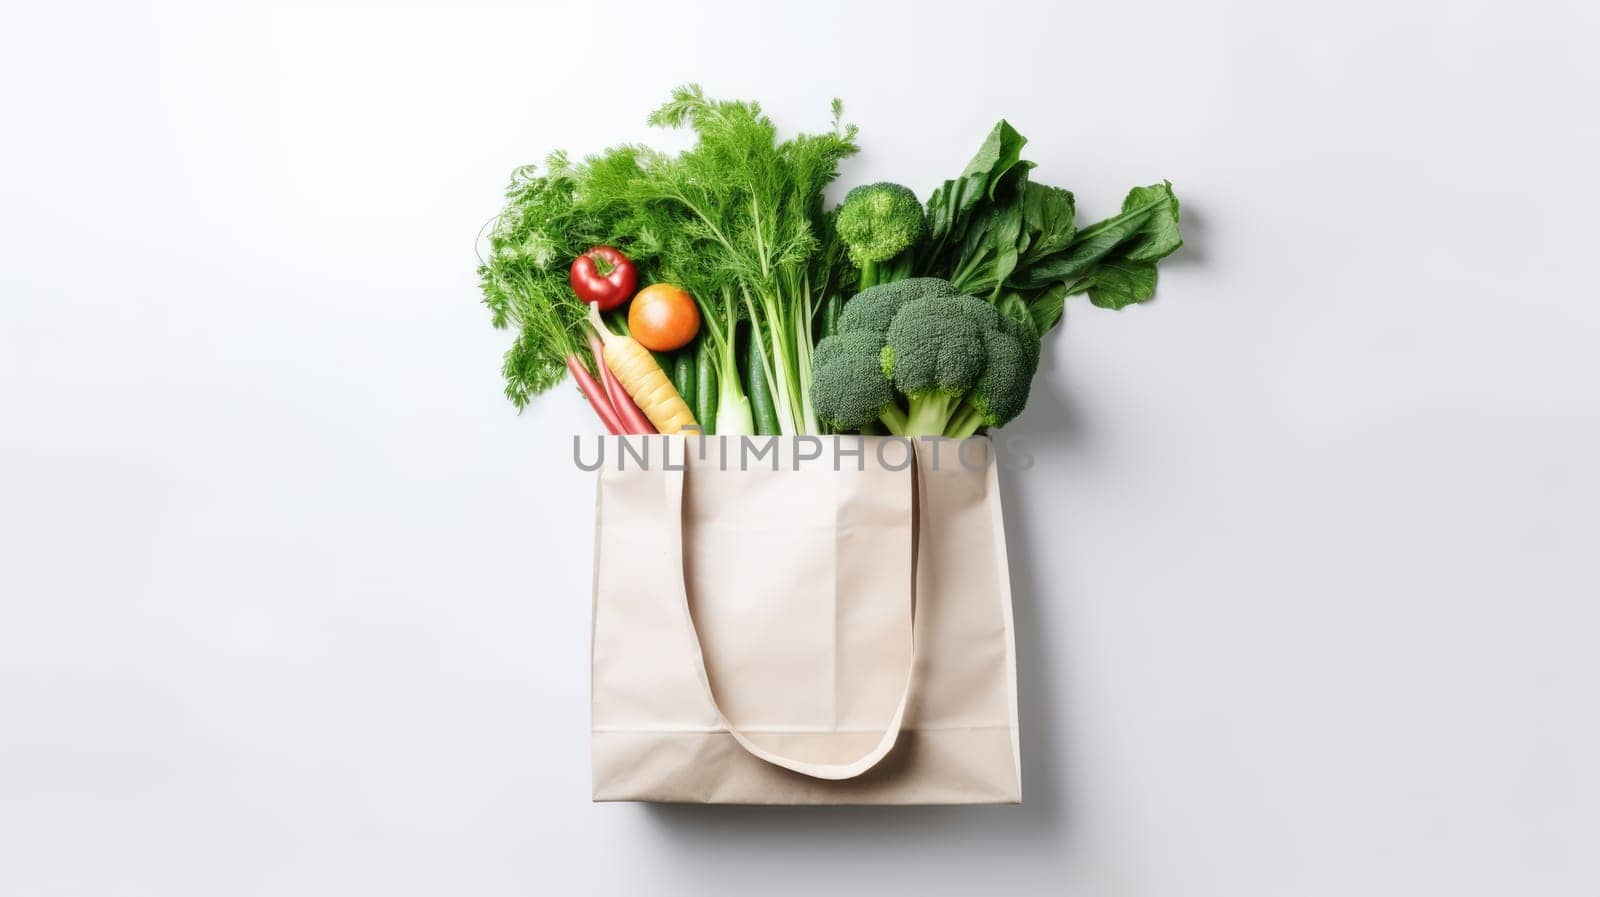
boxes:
[591,435,1020,804]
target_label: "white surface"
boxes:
[2,1,1596,894]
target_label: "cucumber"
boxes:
[744,325,780,436]
[695,341,717,435]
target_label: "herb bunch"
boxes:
[581,86,858,435]
[477,158,624,408]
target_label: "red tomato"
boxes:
[569,246,637,311]
[628,284,700,351]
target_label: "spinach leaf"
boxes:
[922,121,1032,264]
[1085,259,1159,310]
[1017,181,1181,288]
[1017,182,1076,265]
[914,123,1181,333]
[946,199,1025,297]
[1015,281,1075,334]
[998,291,1043,339]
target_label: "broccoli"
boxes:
[881,294,995,434]
[810,277,1040,436]
[811,331,907,433]
[837,276,958,343]
[835,182,926,291]
[944,302,1041,438]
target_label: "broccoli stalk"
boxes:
[900,389,967,437]
[836,183,926,292]
[944,404,985,440]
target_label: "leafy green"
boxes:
[1016,182,1181,290]
[1018,182,1077,264]
[579,85,858,435]
[1086,260,1160,310]
[477,160,624,409]
[921,121,1032,265]
[913,121,1181,333]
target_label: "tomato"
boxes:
[628,283,700,352]
[569,246,637,311]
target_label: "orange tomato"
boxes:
[627,283,700,352]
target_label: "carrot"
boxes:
[588,305,698,434]
[590,334,656,435]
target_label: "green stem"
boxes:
[793,292,819,435]
[766,320,800,436]
[859,259,879,292]
[750,289,798,436]
[709,286,752,436]
[949,247,992,295]
[904,392,963,436]
[821,292,841,340]
[945,403,984,439]
[745,287,796,434]
[879,403,909,436]
[785,272,819,435]
[750,196,772,280]
[717,332,754,436]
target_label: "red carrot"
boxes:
[566,353,624,435]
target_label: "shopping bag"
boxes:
[590,435,1020,804]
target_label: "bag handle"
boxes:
[659,438,921,781]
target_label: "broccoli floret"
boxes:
[946,300,1042,438]
[955,329,1033,433]
[880,295,996,435]
[810,276,1041,436]
[837,277,958,343]
[811,331,907,433]
[836,183,926,290]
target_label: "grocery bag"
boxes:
[590,435,1021,804]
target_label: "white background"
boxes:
[2,1,1596,894]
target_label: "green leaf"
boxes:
[501,323,569,410]
[949,199,1026,296]
[991,201,1024,288]
[1016,180,1181,289]
[1018,182,1076,264]
[646,83,709,128]
[1119,181,1183,262]
[997,291,1040,338]
[1085,260,1159,310]
[973,121,1031,201]
[924,120,1033,255]
[1019,281,1076,333]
